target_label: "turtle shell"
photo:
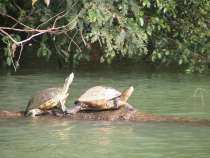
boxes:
[78,86,121,102]
[26,87,63,111]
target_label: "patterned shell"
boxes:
[78,86,121,102]
[27,87,63,110]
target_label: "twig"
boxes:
[55,14,79,30]
[0,28,61,45]
[17,43,23,64]
[80,29,87,47]
[36,11,65,29]
[17,31,46,44]
[68,30,79,51]
[11,57,17,72]
[52,11,68,28]
[0,28,19,44]
[7,41,17,71]
[0,27,36,32]
[0,12,79,71]
[12,0,22,12]
[0,13,33,30]
[65,32,82,52]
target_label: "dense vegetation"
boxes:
[0,0,209,72]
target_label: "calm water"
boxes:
[0,67,210,158]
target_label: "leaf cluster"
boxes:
[0,0,209,72]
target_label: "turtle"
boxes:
[67,86,134,114]
[24,73,74,117]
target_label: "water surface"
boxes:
[0,67,210,158]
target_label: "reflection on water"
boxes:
[0,67,210,158]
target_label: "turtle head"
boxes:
[120,86,134,102]
[63,72,74,94]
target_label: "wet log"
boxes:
[0,107,210,126]
[0,110,24,117]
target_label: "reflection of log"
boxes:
[0,107,210,126]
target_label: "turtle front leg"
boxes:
[26,108,44,117]
[114,98,136,111]
[66,102,85,115]
[124,103,136,112]
[66,105,82,115]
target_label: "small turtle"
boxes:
[24,73,74,117]
[67,86,134,114]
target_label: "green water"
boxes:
[0,68,210,158]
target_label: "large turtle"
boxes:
[24,73,74,117]
[67,86,134,114]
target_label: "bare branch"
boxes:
[52,11,68,28]
[0,13,33,30]
[17,43,24,64]
[0,27,35,32]
[36,11,66,29]
[68,30,79,51]
[0,28,19,44]
[17,31,46,45]
[80,29,87,47]
[65,32,82,52]
[0,12,80,71]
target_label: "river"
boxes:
[0,66,210,158]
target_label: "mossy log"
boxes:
[0,107,210,126]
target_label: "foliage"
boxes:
[0,0,209,72]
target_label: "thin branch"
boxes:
[0,26,64,33]
[17,31,46,44]
[0,13,33,30]
[11,57,17,72]
[52,0,79,29]
[55,14,79,30]
[7,41,17,71]
[12,0,22,12]
[36,11,65,29]
[17,43,23,63]
[0,27,35,32]
[0,28,19,44]
[0,12,80,71]
[65,32,82,52]
[52,11,68,28]
[68,30,79,51]
[80,29,87,47]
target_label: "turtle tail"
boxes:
[120,86,134,102]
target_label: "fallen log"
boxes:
[0,107,210,126]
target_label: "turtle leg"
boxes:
[26,108,44,117]
[66,106,81,115]
[49,108,64,117]
[114,98,136,111]
[66,102,84,115]
[124,103,136,111]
